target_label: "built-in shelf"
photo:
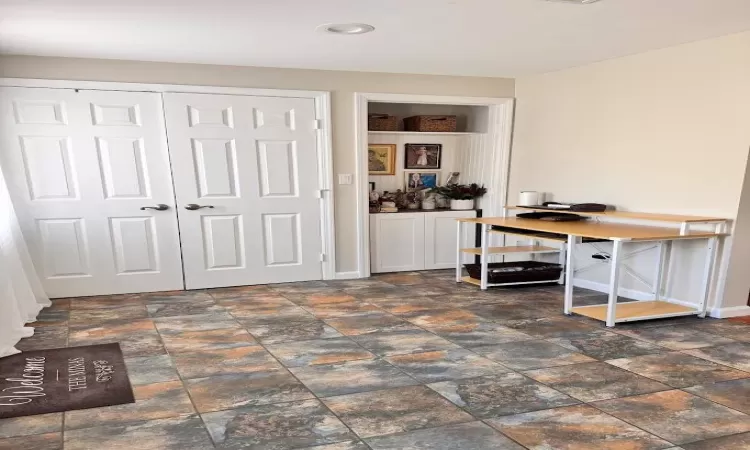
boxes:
[368,131,484,136]
[460,245,560,255]
[571,301,698,322]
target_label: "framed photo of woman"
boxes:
[405,172,439,192]
[405,144,441,170]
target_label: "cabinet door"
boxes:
[424,211,477,270]
[370,214,425,273]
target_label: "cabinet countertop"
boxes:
[370,209,478,214]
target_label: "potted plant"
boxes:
[435,183,487,210]
[421,189,437,210]
[405,191,420,209]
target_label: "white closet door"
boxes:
[163,93,323,289]
[0,87,184,297]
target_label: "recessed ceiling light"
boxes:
[544,0,602,4]
[317,23,375,35]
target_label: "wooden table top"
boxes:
[506,206,726,223]
[457,217,726,241]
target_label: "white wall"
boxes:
[510,31,750,313]
[0,55,515,275]
[722,157,750,312]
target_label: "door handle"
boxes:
[140,204,170,211]
[185,204,215,210]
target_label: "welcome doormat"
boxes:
[0,343,134,419]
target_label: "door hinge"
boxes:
[320,253,326,262]
[315,189,330,199]
[313,119,322,130]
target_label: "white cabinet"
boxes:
[370,213,425,273]
[424,211,476,270]
[370,210,477,273]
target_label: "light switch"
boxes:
[338,174,353,185]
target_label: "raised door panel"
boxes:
[191,138,239,198]
[202,215,245,270]
[90,102,141,126]
[188,105,234,128]
[20,136,78,201]
[262,213,302,266]
[95,137,150,199]
[109,217,158,274]
[13,100,68,125]
[256,141,298,197]
[252,106,295,131]
[37,218,91,278]
[373,214,425,273]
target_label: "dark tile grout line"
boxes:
[267,284,588,449]
[235,283,532,448]
[151,318,224,449]
[14,278,750,449]
[206,296,377,450]
[255,281,750,418]
[281,280,750,447]
[338,282,685,448]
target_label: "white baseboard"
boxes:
[334,271,362,280]
[711,305,750,319]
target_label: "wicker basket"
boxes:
[368,114,399,131]
[464,261,562,284]
[404,115,457,132]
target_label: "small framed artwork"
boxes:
[368,144,396,175]
[405,143,442,170]
[369,182,375,192]
[405,172,439,191]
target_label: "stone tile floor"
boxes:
[4,269,750,449]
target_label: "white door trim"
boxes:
[354,92,515,279]
[0,78,336,280]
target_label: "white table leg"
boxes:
[480,223,489,290]
[557,244,566,285]
[698,236,718,318]
[455,220,462,283]
[564,235,576,314]
[606,240,623,327]
[652,242,666,300]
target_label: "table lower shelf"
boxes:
[570,301,699,322]
[460,245,559,255]
[460,276,560,288]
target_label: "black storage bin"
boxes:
[465,261,562,284]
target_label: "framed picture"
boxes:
[368,144,396,175]
[405,143,442,170]
[369,182,375,192]
[405,172,439,191]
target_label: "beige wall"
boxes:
[722,157,750,310]
[0,55,514,274]
[510,31,750,312]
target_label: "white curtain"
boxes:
[0,167,50,358]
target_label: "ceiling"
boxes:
[1,0,749,77]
